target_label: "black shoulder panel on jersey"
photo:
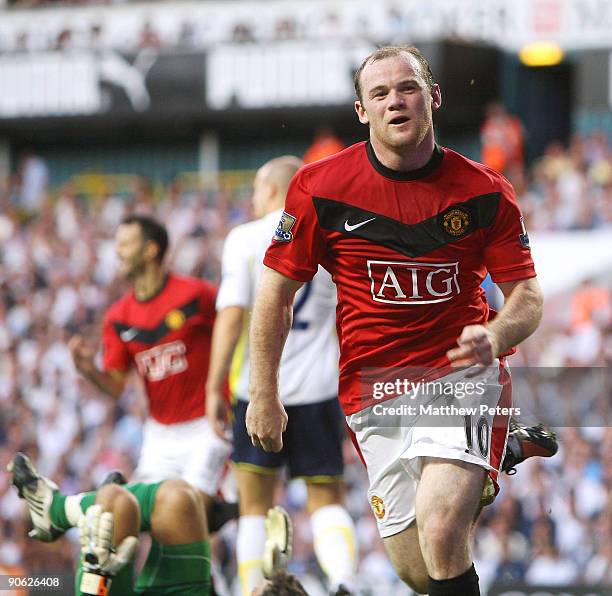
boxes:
[112,296,200,344]
[312,193,500,257]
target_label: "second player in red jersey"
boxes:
[103,273,216,424]
[70,215,232,523]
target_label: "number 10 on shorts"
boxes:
[463,415,490,458]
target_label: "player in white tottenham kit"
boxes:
[206,156,357,596]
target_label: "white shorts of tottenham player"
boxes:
[347,360,511,538]
[133,416,232,497]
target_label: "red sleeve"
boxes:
[263,171,325,282]
[199,281,217,328]
[483,177,536,283]
[101,312,131,373]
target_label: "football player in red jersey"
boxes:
[246,46,553,595]
[69,215,234,529]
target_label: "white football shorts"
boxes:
[133,416,232,497]
[346,360,512,538]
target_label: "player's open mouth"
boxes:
[389,116,409,126]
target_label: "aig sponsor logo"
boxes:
[135,340,188,382]
[367,260,460,305]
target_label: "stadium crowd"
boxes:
[0,4,393,55]
[0,131,610,593]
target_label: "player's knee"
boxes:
[155,479,203,520]
[96,484,138,514]
[418,510,467,558]
[95,484,140,541]
[152,479,207,544]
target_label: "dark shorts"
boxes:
[232,397,345,481]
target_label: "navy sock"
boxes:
[428,563,480,596]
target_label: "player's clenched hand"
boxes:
[447,324,499,369]
[245,398,287,453]
[206,388,232,442]
[68,335,97,375]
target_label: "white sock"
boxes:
[237,515,266,596]
[311,504,358,592]
[65,494,85,526]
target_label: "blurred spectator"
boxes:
[527,547,581,585]
[15,151,48,214]
[311,11,341,38]
[571,279,611,329]
[14,31,28,53]
[54,28,73,51]
[275,17,298,40]
[138,21,162,50]
[303,126,345,164]
[480,102,525,174]
[177,21,197,49]
[89,24,106,52]
[584,526,612,585]
[520,131,612,231]
[231,23,255,44]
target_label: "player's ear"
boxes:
[355,100,369,125]
[266,180,278,202]
[144,240,159,262]
[431,84,442,111]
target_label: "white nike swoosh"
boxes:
[344,217,376,232]
[120,328,138,342]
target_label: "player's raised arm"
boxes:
[447,278,543,367]
[69,335,127,399]
[246,266,303,452]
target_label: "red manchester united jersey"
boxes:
[102,274,216,424]
[264,142,536,415]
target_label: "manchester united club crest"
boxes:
[165,309,186,330]
[442,207,470,237]
[370,495,386,520]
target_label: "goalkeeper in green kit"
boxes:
[8,453,212,596]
